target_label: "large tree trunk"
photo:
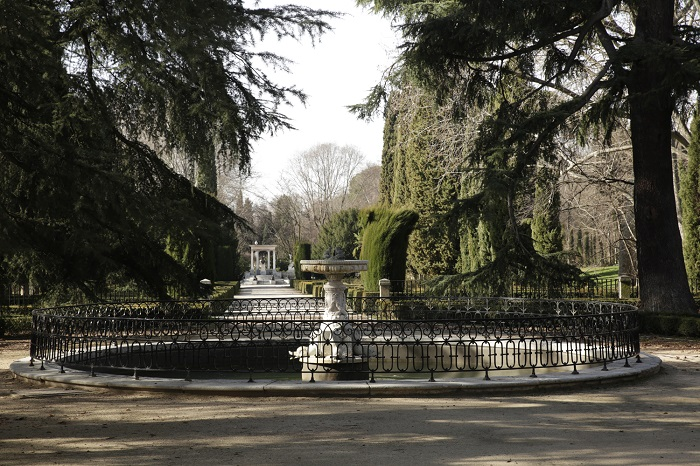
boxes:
[629,1,697,314]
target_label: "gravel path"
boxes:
[1,337,699,465]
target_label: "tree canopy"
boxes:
[1,0,334,301]
[358,0,700,313]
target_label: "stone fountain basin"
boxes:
[300,260,368,275]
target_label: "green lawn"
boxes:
[581,265,618,280]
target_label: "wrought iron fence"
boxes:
[390,279,639,299]
[29,297,639,381]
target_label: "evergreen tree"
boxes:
[577,229,584,262]
[531,167,564,256]
[312,209,361,260]
[0,1,333,300]
[358,0,700,313]
[373,65,581,296]
[380,84,462,276]
[681,103,700,283]
[293,243,312,280]
[359,208,419,291]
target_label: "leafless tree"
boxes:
[279,143,365,240]
[346,164,381,209]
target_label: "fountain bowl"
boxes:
[300,259,368,277]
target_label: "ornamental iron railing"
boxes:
[389,279,639,299]
[29,297,640,382]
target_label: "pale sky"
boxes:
[245,0,398,197]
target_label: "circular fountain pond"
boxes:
[26,295,641,384]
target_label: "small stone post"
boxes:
[379,278,391,298]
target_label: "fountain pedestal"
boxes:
[296,260,369,381]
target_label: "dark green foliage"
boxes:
[432,224,584,297]
[640,313,700,337]
[312,209,361,260]
[294,243,312,280]
[276,257,290,272]
[532,167,563,255]
[378,74,573,293]
[383,89,462,276]
[359,208,419,291]
[0,313,33,337]
[215,246,238,281]
[0,1,333,301]
[681,104,700,283]
[379,95,400,203]
[358,0,700,313]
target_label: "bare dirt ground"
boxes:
[1,336,699,466]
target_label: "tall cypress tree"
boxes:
[531,167,564,256]
[680,104,700,284]
[358,0,700,313]
[380,82,462,276]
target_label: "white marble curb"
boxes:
[9,353,662,397]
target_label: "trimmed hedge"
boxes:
[0,313,32,337]
[294,243,312,280]
[293,280,325,295]
[640,313,700,337]
[359,207,419,291]
[212,281,240,300]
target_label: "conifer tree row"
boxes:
[680,102,700,285]
[379,74,573,295]
[358,0,700,313]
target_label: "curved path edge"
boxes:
[10,353,662,397]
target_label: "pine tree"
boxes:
[0,1,334,300]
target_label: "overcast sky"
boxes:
[244,0,397,197]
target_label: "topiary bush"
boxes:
[294,243,312,280]
[359,207,419,291]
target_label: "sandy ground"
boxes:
[1,337,699,466]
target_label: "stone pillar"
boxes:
[250,249,254,272]
[379,278,391,298]
[272,249,276,271]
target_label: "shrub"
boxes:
[0,313,33,337]
[640,312,700,337]
[294,243,312,280]
[359,207,419,291]
[212,281,240,300]
[659,315,682,335]
[678,318,700,337]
